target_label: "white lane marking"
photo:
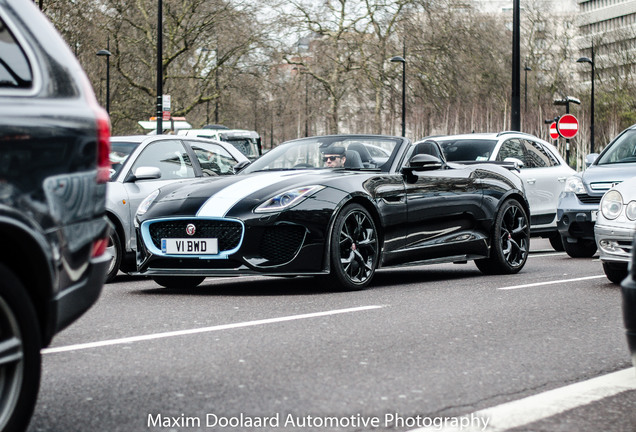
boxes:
[498,275,606,290]
[409,368,636,432]
[196,171,309,217]
[42,305,384,354]
[529,252,567,258]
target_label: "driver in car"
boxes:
[322,146,346,168]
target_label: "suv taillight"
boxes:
[96,109,111,183]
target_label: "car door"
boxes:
[122,139,196,248]
[401,150,483,262]
[495,137,548,215]
[518,139,570,225]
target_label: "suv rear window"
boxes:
[0,17,32,88]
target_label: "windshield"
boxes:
[109,141,140,178]
[596,129,636,165]
[438,139,498,162]
[226,138,259,160]
[242,136,401,174]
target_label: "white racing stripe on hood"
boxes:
[196,171,310,217]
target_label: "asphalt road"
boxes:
[27,239,634,432]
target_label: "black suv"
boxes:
[0,1,110,430]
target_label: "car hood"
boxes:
[145,169,366,219]
[583,163,636,186]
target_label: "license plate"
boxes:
[161,238,218,254]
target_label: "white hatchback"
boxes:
[427,132,576,250]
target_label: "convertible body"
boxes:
[135,135,530,290]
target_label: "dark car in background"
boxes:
[558,123,636,258]
[0,0,110,430]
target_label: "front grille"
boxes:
[576,194,602,204]
[148,219,242,252]
[259,225,306,264]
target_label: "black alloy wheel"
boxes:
[152,276,206,289]
[476,199,529,275]
[0,264,42,432]
[329,204,379,290]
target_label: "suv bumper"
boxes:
[557,193,598,240]
[52,252,109,334]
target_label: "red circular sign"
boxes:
[557,114,579,139]
[549,122,559,140]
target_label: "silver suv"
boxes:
[558,123,636,258]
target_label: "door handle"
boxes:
[526,178,536,185]
[557,177,567,182]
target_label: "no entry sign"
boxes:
[549,122,559,140]
[557,114,579,139]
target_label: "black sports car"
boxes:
[135,135,530,290]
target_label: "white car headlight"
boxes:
[600,190,623,220]
[255,185,325,213]
[137,189,160,217]
[626,201,636,221]
[564,176,586,194]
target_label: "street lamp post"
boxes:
[96,48,112,115]
[156,0,163,134]
[524,64,532,112]
[390,56,406,137]
[577,46,595,154]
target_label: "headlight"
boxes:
[627,201,636,221]
[137,189,160,217]
[600,190,623,220]
[255,185,325,213]
[564,176,586,194]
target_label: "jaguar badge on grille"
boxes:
[186,223,196,236]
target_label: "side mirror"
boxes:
[129,166,161,182]
[585,153,599,168]
[402,154,443,176]
[503,157,525,168]
[233,160,251,173]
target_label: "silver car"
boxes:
[430,132,576,250]
[595,176,636,284]
[106,135,249,282]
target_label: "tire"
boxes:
[328,203,379,290]
[0,264,42,432]
[548,233,565,251]
[105,220,122,283]
[602,262,628,285]
[152,276,206,289]
[561,236,597,258]
[476,199,529,275]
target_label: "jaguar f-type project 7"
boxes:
[135,135,530,290]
